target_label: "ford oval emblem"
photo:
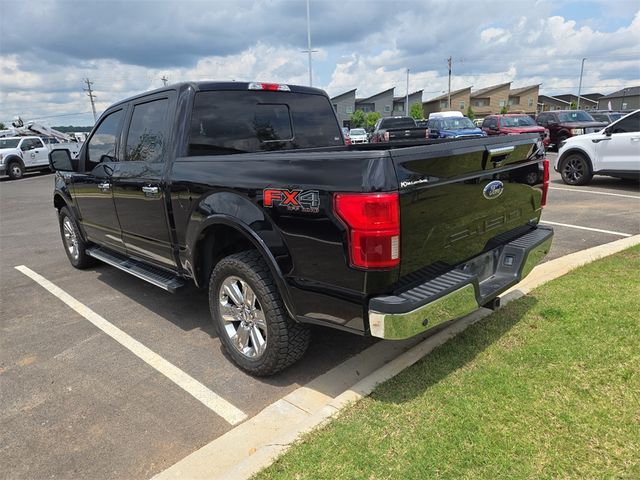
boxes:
[483,180,504,200]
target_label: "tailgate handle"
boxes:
[488,146,515,161]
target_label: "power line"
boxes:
[83,78,97,123]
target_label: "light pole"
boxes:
[305,0,315,87]
[577,57,586,110]
[405,69,409,114]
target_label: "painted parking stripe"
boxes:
[540,221,632,237]
[549,186,640,200]
[15,265,247,425]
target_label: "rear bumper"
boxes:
[368,226,553,339]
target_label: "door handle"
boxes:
[142,185,160,196]
[98,182,111,192]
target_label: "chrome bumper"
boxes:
[368,227,553,340]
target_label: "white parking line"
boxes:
[549,186,640,200]
[540,221,632,237]
[15,265,247,425]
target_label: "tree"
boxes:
[0,122,5,130]
[349,109,366,128]
[570,101,577,110]
[500,106,508,114]
[466,106,475,120]
[366,111,381,129]
[409,102,424,120]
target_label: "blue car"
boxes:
[427,116,487,139]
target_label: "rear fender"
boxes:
[185,191,296,317]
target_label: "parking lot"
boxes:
[1,154,639,479]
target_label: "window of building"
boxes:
[125,98,169,163]
[394,104,404,112]
[440,100,449,108]
[459,100,465,110]
[384,105,391,112]
[345,106,354,114]
[508,96,520,106]
[528,97,534,107]
[499,99,507,107]
[333,103,338,111]
[472,98,489,107]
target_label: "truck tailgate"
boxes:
[391,135,544,277]
[387,127,427,142]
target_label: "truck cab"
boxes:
[0,136,49,179]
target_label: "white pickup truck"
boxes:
[0,136,82,180]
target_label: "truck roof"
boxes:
[110,81,329,109]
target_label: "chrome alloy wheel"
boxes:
[62,217,79,260]
[562,157,586,184]
[218,276,267,359]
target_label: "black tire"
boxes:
[7,161,24,180]
[560,153,593,186]
[58,207,97,269]
[209,250,310,376]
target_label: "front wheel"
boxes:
[58,207,97,269]
[560,154,593,186]
[7,161,24,180]
[209,250,310,376]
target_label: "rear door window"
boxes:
[125,98,170,163]
[188,91,342,155]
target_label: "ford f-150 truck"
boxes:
[370,116,429,143]
[49,81,553,376]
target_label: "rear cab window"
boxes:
[188,91,343,155]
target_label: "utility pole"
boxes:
[577,57,586,110]
[161,75,168,87]
[447,56,452,109]
[83,78,97,123]
[405,68,410,114]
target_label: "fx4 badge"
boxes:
[263,189,320,213]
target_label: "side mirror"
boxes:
[49,149,74,172]
[604,126,612,136]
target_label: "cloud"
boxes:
[1,0,639,125]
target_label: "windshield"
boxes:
[441,117,476,130]
[557,111,596,123]
[349,128,366,135]
[610,113,625,121]
[0,139,20,148]
[501,116,536,127]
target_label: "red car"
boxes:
[482,114,550,147]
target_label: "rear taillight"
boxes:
[383,131,390,142]
[541,158,549,208]
[248,82,291,92]
[334,192,400,269]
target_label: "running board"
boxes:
[86,247,185,293]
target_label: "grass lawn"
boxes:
[255,246,640,479]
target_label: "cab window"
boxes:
[125,98,170,163]
[87,109,124,169]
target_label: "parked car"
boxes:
[473,118,484,127]
[482,114,549,147]
[348,128,368,144]
[341,127,351,145]
[370,116,428,143]
[536,110,607,150]
[0,136,81,179]
[427,116,487,139]
[555,109,639,185]
[48,81,552,375]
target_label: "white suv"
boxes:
[556,110,640,185]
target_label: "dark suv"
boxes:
[536,110,607,150]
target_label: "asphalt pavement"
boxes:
[1,158,638,479]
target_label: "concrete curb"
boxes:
[153,234,640,480]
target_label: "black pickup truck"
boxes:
[49,81,552,375]
[370,116,429,143]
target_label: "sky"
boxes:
[1,0,639,126]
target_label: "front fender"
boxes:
[184,191,296,316]
[557,145,595,172]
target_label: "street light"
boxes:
[577,58,586,110]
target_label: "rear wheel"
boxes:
[560,153,593,186]
[7,161,24,180]
[209,250,310,376]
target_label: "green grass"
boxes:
[255,246,640,480]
